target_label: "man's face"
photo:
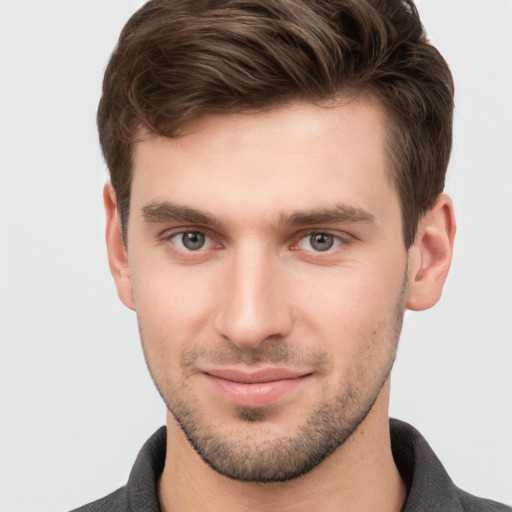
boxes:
[121,99,410,481]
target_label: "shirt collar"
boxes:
[123,420,467,511]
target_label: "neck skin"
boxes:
[158,379,406,512]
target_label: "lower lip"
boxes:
[205,374,311,408]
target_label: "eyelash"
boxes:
[160,229,349,258]
[293,231,346,253]
[163,230,220,254]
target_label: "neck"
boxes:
[158,382,406,512]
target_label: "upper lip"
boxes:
[202,367,312,383]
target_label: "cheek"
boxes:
[130,263,218,354]
[301,268,395,313]
[294,266,404,349]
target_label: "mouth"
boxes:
[201,367,313,408]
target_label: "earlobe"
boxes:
[104,183,135,310]
[406,193,456,311]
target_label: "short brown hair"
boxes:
[98,0,454,247]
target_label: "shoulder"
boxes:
[390,419,511,512]
[456,489,512,512]
[67,427,166,512]
[68,486,127,512]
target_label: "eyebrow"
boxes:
[281,206,375,226]
[142,202,217,225]
[141,201,375,227]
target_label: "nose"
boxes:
[214,243,293,349]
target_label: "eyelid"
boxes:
[159,227,351,255]
[292,230,350,252]
[161,227,222,253]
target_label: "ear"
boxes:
[406,193,456,311]
[104,183,135,310]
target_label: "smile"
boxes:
[202,367,313,408]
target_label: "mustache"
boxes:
[180,338,331,373]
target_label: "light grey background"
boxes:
[0,1,511,510]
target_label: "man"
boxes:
[72,0,510,510]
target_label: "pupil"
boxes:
[183,232,205,250]
[311,233,334,251]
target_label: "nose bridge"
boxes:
[214,240,291,348]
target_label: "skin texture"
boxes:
[105,98,455,511]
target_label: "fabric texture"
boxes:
[70,419,511,512]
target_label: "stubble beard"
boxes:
[165,377,385,482]
[139,273,408,483]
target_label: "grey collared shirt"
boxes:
[70,419,511,512]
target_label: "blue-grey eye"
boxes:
[297,232,341,252]
[181,231,206,250]
[309,233,335,251]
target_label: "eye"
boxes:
[171,231,211,251]
[297,232,342,252]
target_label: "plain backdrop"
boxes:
[0,1,511,510]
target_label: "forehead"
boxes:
[130,98,397,226]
